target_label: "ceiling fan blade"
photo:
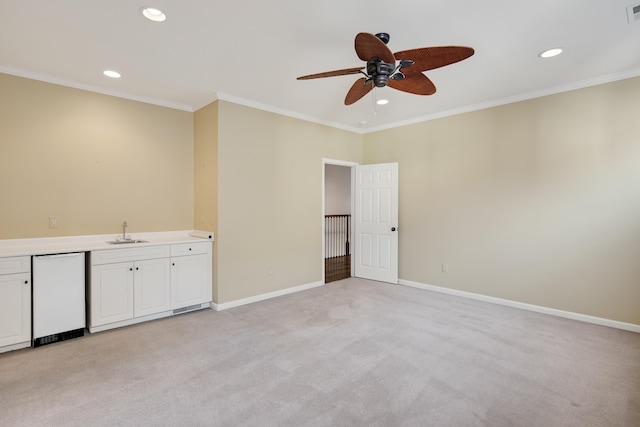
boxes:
[388,73,436,95]
[345,77,374,105]
[297,67,364,80]
[355,33,395,64]
[394,46,474,73]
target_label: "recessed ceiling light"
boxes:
[141,6,166,22]
[539,48,563,58]
[103,70,121,78]
[376,99,389,105]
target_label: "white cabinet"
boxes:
[89,245,171,332]
[89,240,211,333]
[134,258,171,317]
[171,242,212,309]
[90,262,134,326]
[0,256,31,352]
[90,258,171,327]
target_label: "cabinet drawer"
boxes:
[91,245,170,265]
[0,256,30,275]
[171,242,210,257]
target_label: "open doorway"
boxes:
[323,160,355,283]
[323,160,399,284]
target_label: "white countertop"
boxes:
[0,230,214,258]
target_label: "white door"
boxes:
[0,273,31,347]
[90,262,134,327]
[354,162,398,283]
[171,253,210,309]
[134,258,171,317]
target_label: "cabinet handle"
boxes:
[172,263,175,266]
[25,280,28,284]
[189,248,192,251]
[130,268,133,271]
[136,267,139,270]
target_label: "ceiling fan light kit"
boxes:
[297,32,474,105]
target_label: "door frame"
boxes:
[322,158,358,283]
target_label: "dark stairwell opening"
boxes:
[325,214,351,283]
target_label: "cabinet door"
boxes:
[0,273,31,347]
[90,262,134,327]
[171,254,211,309]
[134,258,171,317]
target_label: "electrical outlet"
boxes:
[442,263,449,273]
[49,216,58,228]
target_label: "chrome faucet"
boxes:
[122,220,128,241]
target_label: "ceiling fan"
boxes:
[297,32,474,105]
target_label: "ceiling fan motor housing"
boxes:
[375,32,390,44]
[367,57,396,87]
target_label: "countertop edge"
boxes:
[0,230,214,258]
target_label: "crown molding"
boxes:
[4,65,639,134]
[364,67,640,133]
[215,92,365,134]
[0,66,194,112]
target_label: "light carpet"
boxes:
[1,278,639,426]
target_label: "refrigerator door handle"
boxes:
[35,253,82,259]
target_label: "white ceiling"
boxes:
[1,0,639,133]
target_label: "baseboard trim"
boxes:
[212,281,325,311]
[89,310,174,333]
[398,279,640,333]
[0,340,31,354]
[88,303,210,334]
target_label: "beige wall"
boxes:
[194,101,219,300]
[3,70,638,326]
[216,101,362,303]
[0,73,194,239]
[325,164,352,215]
[364,77,640,325]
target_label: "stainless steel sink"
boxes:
[106,239,148,245]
